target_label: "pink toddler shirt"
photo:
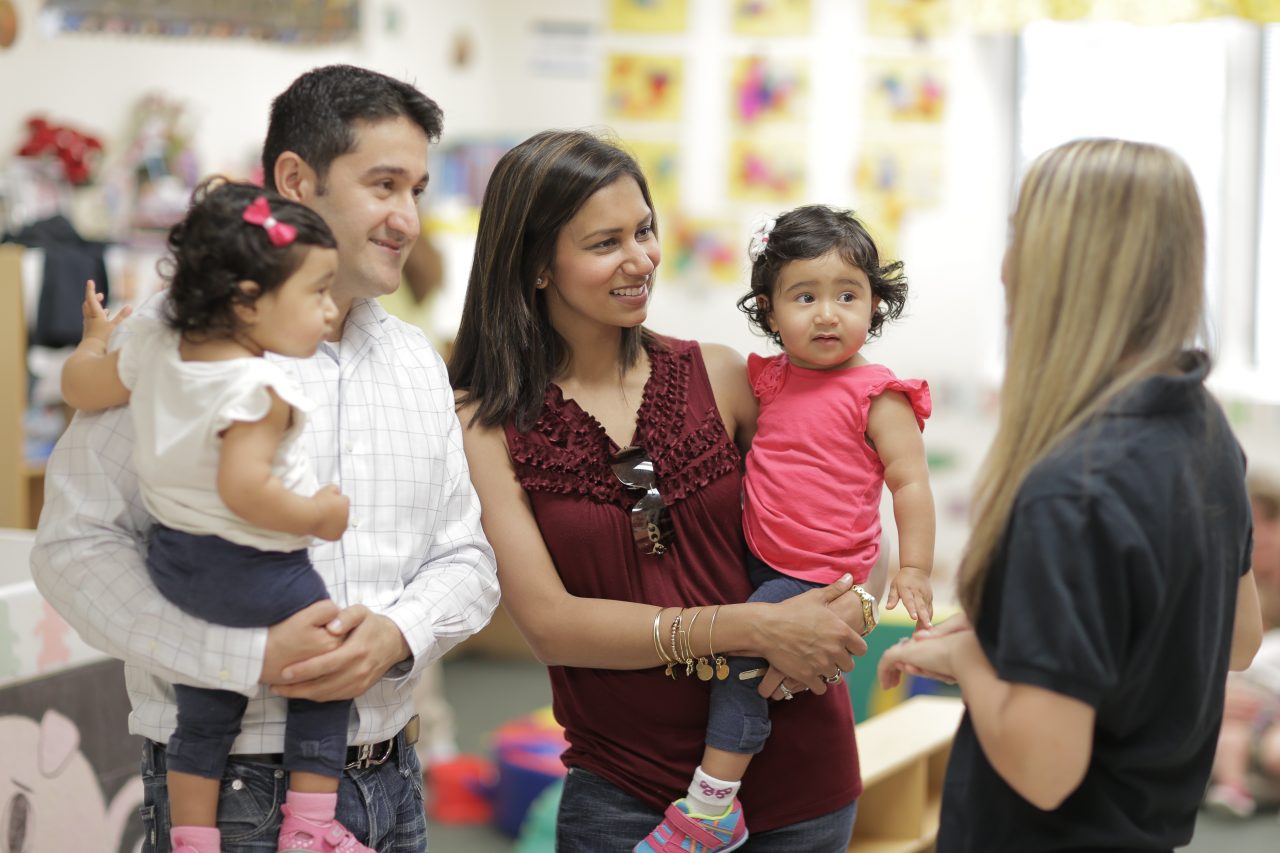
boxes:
[742,353,931,585]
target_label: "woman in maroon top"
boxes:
[450,130,871,852]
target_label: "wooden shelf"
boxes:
[1,244,32,529]
[848,696,964,853]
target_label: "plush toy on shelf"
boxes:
[16,117,104,187]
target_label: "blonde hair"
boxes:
[958,139,1206,618]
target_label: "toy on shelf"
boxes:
[16,117,103,187]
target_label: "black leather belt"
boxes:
[230,714,420,771]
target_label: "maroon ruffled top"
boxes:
[503,336,860,831]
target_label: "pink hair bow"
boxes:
[242,196,297,247]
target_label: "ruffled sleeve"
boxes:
[866,375,931,432]
[747,353,788,406]
[213,361,316,436]
[115,316,173,391]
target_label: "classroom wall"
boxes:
[2,0,1276,566]
[0,0,1013,386]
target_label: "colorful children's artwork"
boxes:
[731,56,808,126]
[666,215,744,286]
[855,141,945,210]
[731,0,812,36]
[963,0,1279,30]
[865,57,948,123]
[41,0,358,42]
[623,139,681,219]
[866,0,953,40]
[609,0,689,33]
[605,54,685,122]
[728,137,806,203]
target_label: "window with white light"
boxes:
[1017,19,1277,398]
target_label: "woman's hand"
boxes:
[877,621,976,690]
[754,574,865,694]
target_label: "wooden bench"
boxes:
[848,695,965,852]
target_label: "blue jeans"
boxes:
[706,554,822,754]
[556,767,856,852]
[139,732,427,852]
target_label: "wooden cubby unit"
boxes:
[848,695,965,853]
[0,243,44,529]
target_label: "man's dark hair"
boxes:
[262,64,444,192]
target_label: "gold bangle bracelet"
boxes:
[706,604,728,680]
[652,607,669,663]
[682,607,702,677]
[669,609,684,674]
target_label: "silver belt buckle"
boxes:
[345,739,394,770]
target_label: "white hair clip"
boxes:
[747,216,776,263]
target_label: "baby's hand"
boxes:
[311,485,350,541]
[887,565,934,630]
[81,279,131,344]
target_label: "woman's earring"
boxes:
[535,277,547,289]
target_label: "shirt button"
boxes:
[351,517,361,529]
[344,440,355,453]
[219,669,230,681]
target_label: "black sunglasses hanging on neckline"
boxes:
[609,445,674,557]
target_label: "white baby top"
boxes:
[116,316,319,551]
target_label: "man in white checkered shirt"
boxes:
[31,65,500,853]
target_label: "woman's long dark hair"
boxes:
[450,130,658,431]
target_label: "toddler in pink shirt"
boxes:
[637,204,935,853]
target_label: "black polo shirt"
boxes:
[939,352,1253,853]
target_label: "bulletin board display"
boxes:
[41,0,359,43]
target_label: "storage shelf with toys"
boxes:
[847,695,964,853]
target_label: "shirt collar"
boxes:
[1105,350,1210,417]
[318,298,388,363]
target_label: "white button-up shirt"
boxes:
[31,296,499,753]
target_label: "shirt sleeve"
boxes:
[30,297,268,696]
[379,346,500,680]
[115,315,166,391]
[987,492,1150,709]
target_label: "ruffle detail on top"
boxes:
[864,376,932,431]
[507,339,741,510]
[747,352,788,406]
[213,361,317,438]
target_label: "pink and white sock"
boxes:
[170,825,220,853]
[686,766,741,816]
[284,790,339,824]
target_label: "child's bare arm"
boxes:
[867,390,936,627]
[61,280,132,411]
[218,392,349,540]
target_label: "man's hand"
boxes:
[260,600,347,684]
[271,605,411,702]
